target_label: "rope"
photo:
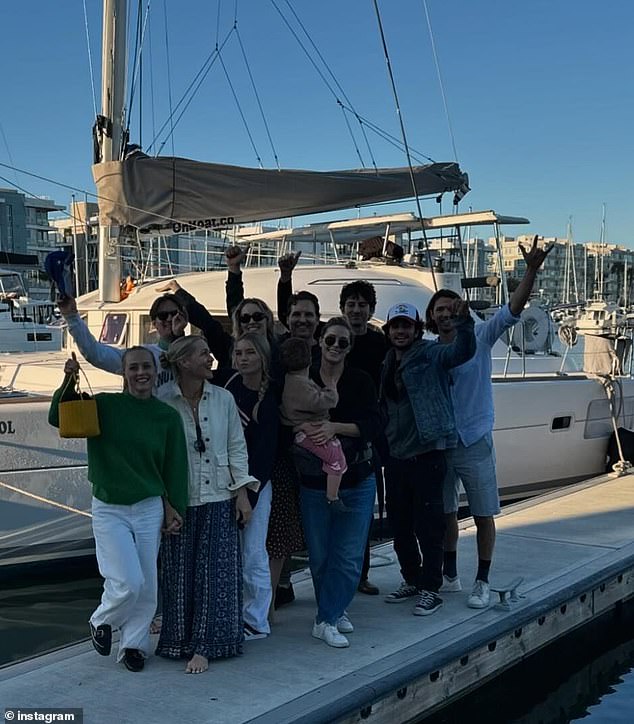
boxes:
[82,0,99,119]
[596,374,631,475]
[0,480,92,518]
[372,0,437,290]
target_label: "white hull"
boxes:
[0,261,629,568]
[1,373,629,568]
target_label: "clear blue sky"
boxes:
[1,0,632,244]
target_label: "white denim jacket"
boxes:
[162,380,259,506]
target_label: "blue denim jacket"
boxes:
[380,317,476,446]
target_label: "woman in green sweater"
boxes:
[49,347,188,672]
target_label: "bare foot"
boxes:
[149,616,162,634]
[185,654,209,674]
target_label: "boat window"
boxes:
[140,314,158,344]
[99,314,128,345]
[584,397,634,439]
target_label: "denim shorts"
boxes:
[443,432,500,516]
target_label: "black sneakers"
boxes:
[123,648,145,672]
[90,622,112,656]
[413,590,443,616]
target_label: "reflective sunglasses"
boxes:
[155,309,179,322]
[323,335,350,350]
[239,311,267,324]
[194,422,206,454]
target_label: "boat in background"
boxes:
[0,268,63,353]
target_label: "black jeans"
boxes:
[385,450,447,593]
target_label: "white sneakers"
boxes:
[440,574,462,593]
[467,580,490,609]
[336,613,354,633]
[312,620,350,648]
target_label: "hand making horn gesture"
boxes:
[518,235,554,271]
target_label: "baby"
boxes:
[279,337,347,502]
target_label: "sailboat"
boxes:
[1,0,632,570]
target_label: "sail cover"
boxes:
[93,153,469,232]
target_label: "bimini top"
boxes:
[92,152,469,231]
[240,209,530,245]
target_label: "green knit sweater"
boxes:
[49,378,189,515]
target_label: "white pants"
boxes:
[90,496,163,661]
[241,482,272,634]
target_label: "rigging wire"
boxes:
[372,0,437,290]
[281,0,377,171]
[82,0,99,119]
[268,0,366,167]
[147,25,235,155]
[235,27,280,170]
[421,0,459,162]
[0,120,19,187]
[218,51,263,168]
[162,0,175,156]
[148,9,157,152]
[216,0,223,50]
[127,1,152,147]
[270,0,435,167]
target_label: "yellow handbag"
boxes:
[58,371,101,439]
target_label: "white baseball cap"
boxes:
[385,302,420,324]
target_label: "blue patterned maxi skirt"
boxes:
[156,499,243,660]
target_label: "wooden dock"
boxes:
[1,472,633,723]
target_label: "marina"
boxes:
[1,2,634,722]
[1,470,633,722]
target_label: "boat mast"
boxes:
[95,0,127,302]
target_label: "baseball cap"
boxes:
[385,302,420,324]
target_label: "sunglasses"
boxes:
[155,309,179,322]
[194,422,206,454]
[324,335,350,350]
[239,311,267,324]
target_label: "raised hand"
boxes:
[225,245,249,273]
[519,235,554,271]
[57,295,78,316]
[171,311,188,338]
[155,279,181,293]
[278,251,302,282]
[63,351,80,376]
[450,299,471,319]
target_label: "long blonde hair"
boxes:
[232,332,271,423]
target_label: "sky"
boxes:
[0,0,633,244]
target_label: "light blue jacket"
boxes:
[64,312,174,393]
[380,317,476,447]
[449,304,520,447]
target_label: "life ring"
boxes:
[519,306,551,353]
[558,324,578,347]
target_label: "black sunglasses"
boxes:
[239,311,267,324]
[194,422,206,454]
[324,335,350,350]
[155,309,179,321]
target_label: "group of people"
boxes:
[49,236,551,670]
